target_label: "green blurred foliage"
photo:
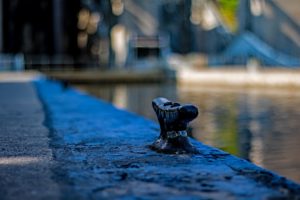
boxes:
[218,0,239,32]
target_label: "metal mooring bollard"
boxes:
[150,97,199,154]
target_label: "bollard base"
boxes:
[149,136,199,154]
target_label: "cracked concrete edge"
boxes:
[34,77,300,199]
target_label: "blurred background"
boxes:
[0,0,300,182]
[1,0,300,68]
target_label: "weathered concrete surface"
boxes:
[0,82,59,199]
[35,78,300,199]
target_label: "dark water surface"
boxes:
[75,83,300,183]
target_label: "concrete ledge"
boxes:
[35,78,300,199]
[0,71,40,82]
[178,68,300,88]
[43,68,174,84]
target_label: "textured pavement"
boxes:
[0,82,59,199]
[0,77,300,199]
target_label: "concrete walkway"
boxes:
[0,81,59,199]
[0,74,300,199]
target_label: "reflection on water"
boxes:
[75,83,300,183]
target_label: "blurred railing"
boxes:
[208,32,300,68]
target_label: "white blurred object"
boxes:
[111,24,129,68]
[247,58,260,73]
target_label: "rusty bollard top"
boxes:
[150,97,199,154]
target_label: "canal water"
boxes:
[75,83,300,183]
